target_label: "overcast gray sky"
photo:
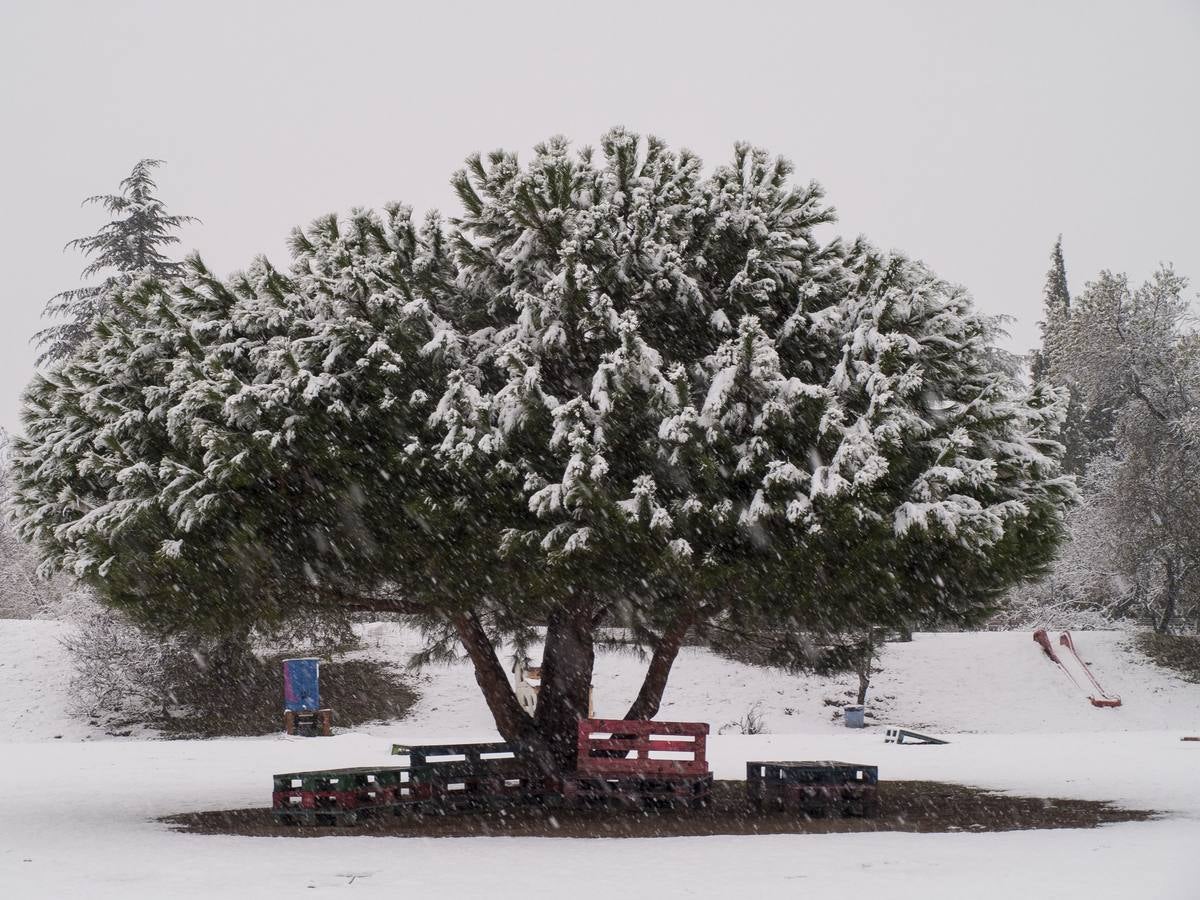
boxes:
[1,0,1197,434]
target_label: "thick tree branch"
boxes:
[624,607,698,721]
[450,610,536,744]
[1113,314,1170,423]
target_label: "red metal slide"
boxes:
[1033,629,1122,708]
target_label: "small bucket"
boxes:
[844,705,865,728]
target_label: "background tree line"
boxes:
[1010,238,1199,634]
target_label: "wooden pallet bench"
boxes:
[389,742,540,813]
[559,719,713,808]
[553,771,714,807]
[272,766,411,825]
[272,724,716,824]
[283,708,333,737]
[746,761,880,817]
[273,743,538,825]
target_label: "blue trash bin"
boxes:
[283,657,321,712]
[844,705,865,728]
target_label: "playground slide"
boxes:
[1033,629,1122,708]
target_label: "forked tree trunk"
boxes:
[450,605,600,774]
[449,604,695,774]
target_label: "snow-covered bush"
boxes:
[987,581,1119,632]
[61,599,360,726]
[61,600,184,718]
[0,525,68,619]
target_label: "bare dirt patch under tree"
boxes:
[164,780,1151,839]
[126,655,418,739]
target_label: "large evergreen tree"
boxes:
[10,131,1075,769]
[36,159,196,363]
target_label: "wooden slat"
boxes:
[585,738,700,753]
[579,757,708,776]
[581,719,708,737]
[576,718,710,777]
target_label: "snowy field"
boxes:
[2,621,1199,899]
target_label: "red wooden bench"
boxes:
[559,718,713,807]
[576,719,709,776]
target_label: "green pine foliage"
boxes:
[10,131,1076,755]
[36,159,196,364]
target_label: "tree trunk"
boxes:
[1157,559,1178,635]
[855,628,876,706]
[450,612,538,746]
[624,611,695,720]
[856,668,870,706]
[450,602,695,774]
[533,602,598,771]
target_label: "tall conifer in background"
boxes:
[36,159,196,363]
[1032,236,1071,382]
[1030,236,1092,473]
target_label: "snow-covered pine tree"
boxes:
[11,131,1076,770]
[406,132,1071,763]
[13,203,460,631]
[36,159,196,363]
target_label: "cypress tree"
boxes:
[1030,236,1096,473]
[1031,236,1070,383]
[36,159,196,363]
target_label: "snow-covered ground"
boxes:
[2,620,1198,899]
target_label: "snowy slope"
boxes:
[4,620,1197,742]
[348,624,1200,743]
[2,619,1200,899]
[0,618,94,741]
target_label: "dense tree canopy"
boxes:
[10,131,1074,767]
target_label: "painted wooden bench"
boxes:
[390,741,538,811]
[272,722,716,823]
[556,719,713,807]
[272,766,411,825]
[745,760,880,817]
